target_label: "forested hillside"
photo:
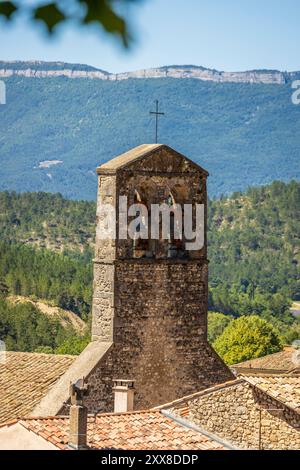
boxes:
[0,242,92,318]
[209,180,300,302]
[0,298,82,353]
[208,180,300,348]
[0,192,95,251]
[0,181,299,352]
[0,73,300,199]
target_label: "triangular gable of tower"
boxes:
[97,144,209,176]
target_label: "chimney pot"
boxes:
[113,379,135,413]
[68,378,89,450]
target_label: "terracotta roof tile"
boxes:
[232,347,300,373]
[17,410,227,450]
[0,352,76,424]
[160,374,300,416]
[242,375,300,413]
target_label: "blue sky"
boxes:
[0,0,299,73]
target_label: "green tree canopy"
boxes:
[55,334,90,355]
[0,0,141,47]
[0,182,299,351]
[0,298,78,352]
[208,311,233,344]
[0,279,8,298]
[213,315,282,365]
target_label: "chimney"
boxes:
[113,379,135,413]
[68,378,89,450]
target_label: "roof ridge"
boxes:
[91,408,160,417]
[232,347,296,367]
[241,373,300,379]
[17,409,160,424]
[19,415,69,423]
[242,375,300,415]
[5,350,76,359]
[155,378,242,409]
[239,373,299,380]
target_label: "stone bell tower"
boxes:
[87,144,233,412]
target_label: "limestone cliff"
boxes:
[0,61,299,84]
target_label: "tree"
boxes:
[208,311,232,343]
[213,315,282,365]
[0,0,141,47]
[0,298,79,352]
[55,335,90,355]
[34,346,53,354]
[0,279,8,298]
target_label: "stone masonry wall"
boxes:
[85,260,233,413]
[167,381,300,450]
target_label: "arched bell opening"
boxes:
[163,192,185,259]
[132,190,153,259]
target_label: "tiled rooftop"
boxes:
[232,347,300,373]
[157,379,241,412]
[159,374,300,416]
[242,375,300,413]
[0,352,76,424]
[16,410,227,450]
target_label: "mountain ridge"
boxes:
[1,61,300,199]
[1,60,300,84]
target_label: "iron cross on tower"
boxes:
[150,100,165,143]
